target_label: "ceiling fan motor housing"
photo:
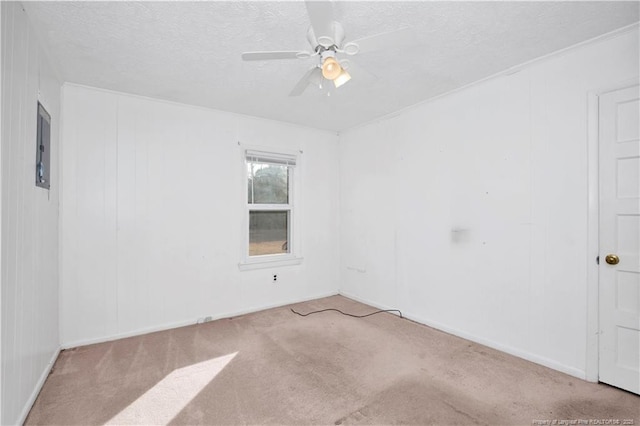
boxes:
[307,21,345,51]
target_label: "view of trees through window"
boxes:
[247,162,290,256]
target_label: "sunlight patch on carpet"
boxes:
[106,352,238,425]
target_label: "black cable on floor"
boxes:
[290,307,403,319]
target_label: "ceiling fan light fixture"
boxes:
[321,56,342,80]
[333,69,351,88]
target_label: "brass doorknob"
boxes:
[605,254,620,265]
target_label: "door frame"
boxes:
[585,78,639,382]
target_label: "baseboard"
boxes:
[61,318,198,349]
[61,291,339,350]
[17,346,61,425]
[206,291,340,322]
[339,291,587,380]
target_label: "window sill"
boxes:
[238,256,303,271]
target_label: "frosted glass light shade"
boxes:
[333,69,351,88]
[322,57,342,80]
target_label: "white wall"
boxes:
[60,85,340,347]
[338,27,639,379]
[1,2,61,424]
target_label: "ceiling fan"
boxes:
[241,1,415,96]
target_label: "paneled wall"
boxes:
[338,28,639,379]
[1,3,61,424]
[60,85,340,347]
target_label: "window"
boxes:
[35,102,51,189]
[242,149,301,269]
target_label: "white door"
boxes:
[599,84,640,394]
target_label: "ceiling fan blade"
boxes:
[348,27,416,55]
[305,1,335,46]
[289,67,322,97]
[242,51,304,61]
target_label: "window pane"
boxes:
[249,211,289,256]
[247,162,289,204]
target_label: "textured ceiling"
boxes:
[23,1,639,132]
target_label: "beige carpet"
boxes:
[26,295,639,425]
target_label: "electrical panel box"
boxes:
[36,102,51,189]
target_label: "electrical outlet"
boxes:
[273,274,278,282]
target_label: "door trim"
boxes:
[585,78,639,383]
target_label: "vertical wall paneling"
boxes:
[60,86,340,347]
[1,3,61,425]
[60,89,119,343]
[338,28,639,379]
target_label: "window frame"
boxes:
[239,147,303,270]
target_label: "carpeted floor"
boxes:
[26,295,639,425]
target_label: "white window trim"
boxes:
[239,145,303,271]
